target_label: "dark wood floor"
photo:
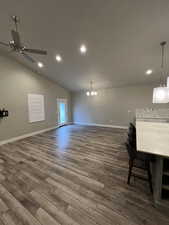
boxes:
[0,125,168,225]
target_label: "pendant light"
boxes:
[167,76,169,87]
[153,42,169,103]
[86,81,98,96]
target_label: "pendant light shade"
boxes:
[167,76,169,87]
[152,86,169,103]
[152,42,169,103]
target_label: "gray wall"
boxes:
[73,85,168,127]
[0,53,71,142]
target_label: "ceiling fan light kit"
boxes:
[0,16,47,65]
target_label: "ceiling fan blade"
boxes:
[24,48,47,55]
[21,52,36,63]
[11,30,21,47]
[0,41,9,47]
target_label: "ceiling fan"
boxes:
[0,16,47,63]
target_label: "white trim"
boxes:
[58,122,73,127]
[0,122,73,146]
[0,126,59,146]
[74,122,128,129]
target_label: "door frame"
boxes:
[57,98,68,126]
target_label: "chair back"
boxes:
[126,123,137,160]
[125,143,137,160]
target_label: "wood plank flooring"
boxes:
[0,125,168,225]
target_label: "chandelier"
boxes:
[86,81,98,96]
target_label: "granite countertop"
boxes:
[136,118,169,123]
[136,108,169,123]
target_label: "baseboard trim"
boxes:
[58,122,73,127]
[0,121,74,146]
[74,122,128,129]
[0,125,59,146]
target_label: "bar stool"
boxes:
[125,123,153,193]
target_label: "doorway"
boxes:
[57,98,68,126]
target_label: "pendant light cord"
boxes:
[160,41,166,86]
[90,81,93,91]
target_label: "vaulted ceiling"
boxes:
[0,0,169,91]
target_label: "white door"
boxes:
[57,99,68,126]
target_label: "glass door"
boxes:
[57,99,68,126]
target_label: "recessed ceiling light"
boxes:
[56,54,62,62]
[146,69,153,75]
[80,44,87,54]
[37,62,44,68]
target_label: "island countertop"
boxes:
[136,118,169,123]
[136,119,169,158]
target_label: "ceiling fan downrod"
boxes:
[11,16,20,32]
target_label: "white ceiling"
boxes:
[1,0,169,91]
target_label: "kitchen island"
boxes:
[136,117,169,208]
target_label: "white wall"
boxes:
[73,85,168,127]
[0,53,72,142]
